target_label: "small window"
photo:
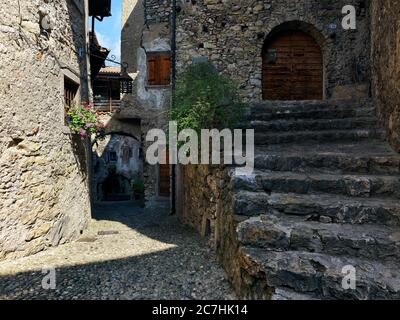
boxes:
[64,77,79,108]
[147,52,171,86]
[64,77,79,124]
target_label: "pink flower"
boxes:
[79,129,86,137]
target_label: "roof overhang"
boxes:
[90,32,110,79]
[89,0,112,18]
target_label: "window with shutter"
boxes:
[147,52,171,86]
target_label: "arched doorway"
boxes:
[92,133,143,202]
[262,28,323,100]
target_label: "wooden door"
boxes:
[159,150,170,197]
[262,30,323,100]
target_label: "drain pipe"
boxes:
[170,0,177,215]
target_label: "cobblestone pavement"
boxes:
[0,202,236,300]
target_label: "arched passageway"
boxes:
[262,24,324,100]
[92,133,143,202]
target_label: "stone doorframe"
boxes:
[261,20,327,100]
[259,20,329,101]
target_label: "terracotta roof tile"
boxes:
[99,67,121,74]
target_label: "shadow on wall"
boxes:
[65,0,91,176]
[70,134,89,177]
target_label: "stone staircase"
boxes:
[232,100,400,300]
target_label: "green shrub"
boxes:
[171,62,245,133]
[131,178,145,194]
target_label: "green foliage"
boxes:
[131,178,145,194]
[66,101,106,142]
[171,62,245,133]
[108,165,117,175]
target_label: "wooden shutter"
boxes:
[159,54,171,85]
[147,55,158,86]
[147,52,171,86]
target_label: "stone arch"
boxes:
[263,20,326,48]
[106,131,140,142]
[261,21,326,100]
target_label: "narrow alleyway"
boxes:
[0,202,236,300]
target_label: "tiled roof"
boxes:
[99,66,121,74]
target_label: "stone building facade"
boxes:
[119,0,378,223]
[176,0,371,101]
[0,0,92,260]
[175,0,374,239]
[119,0,173,206]
[121,0,374,207]
[371,0,400,151]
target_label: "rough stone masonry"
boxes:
[120,0,172,205]
[175,0,371,101]
[371,0,400,152]
[0,0,91,260]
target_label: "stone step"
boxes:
[253,129,385,145]
[233,191,400,226]
[249,100,361,114]
[250,99,366,109]
[249,117,378,132]
[253,142,400,175]
[232,171,400,198]
[237,215,400,263]
[239,247,400,300]
[271,288,319,300]
[249,106,376,121]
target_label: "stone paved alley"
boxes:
[0,202,235,300]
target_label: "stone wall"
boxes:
[121,0,172,205]
[176,0,371,101]
[371,0,400,151]
[178,164,253,297]
[0,0,91,260]
[145,0,172,24]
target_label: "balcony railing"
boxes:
[93,97,121,113]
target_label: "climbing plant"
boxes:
[171,62,245,133]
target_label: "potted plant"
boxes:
[66,101,106,142]
[131,178,145,207]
